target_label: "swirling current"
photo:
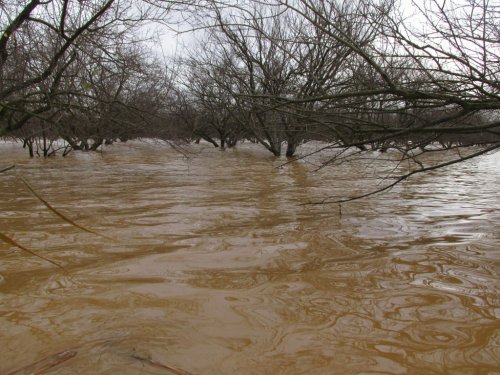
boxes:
[0,141,499,374]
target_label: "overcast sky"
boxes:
[151,0,426,60]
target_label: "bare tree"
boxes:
[272,0,499,138]
[178,56,244,148]
[185,2,305,156]
[0,0,176,141]
[196,0,499,199]
[189,0,411,156]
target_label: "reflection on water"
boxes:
[0,141,499,374]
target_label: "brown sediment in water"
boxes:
[0,141,499,374]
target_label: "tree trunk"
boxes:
[286,140,297,157]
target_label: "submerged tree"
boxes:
[273,0,499,137]
[0,0,179,154]
[184,0,498,199]
[276,0,499,198]
[1,0,498,201]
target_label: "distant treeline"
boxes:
[1,0,498,160]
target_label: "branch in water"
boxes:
[130,353,197,375]
[6,349,77,375]
[17,172,111,239]
[0,164,15,173]
[310,144,500,204]
[0,231,66,271]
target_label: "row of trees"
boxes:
[0,0,180,156]
[1,0,499,164]
[180,0,499,158]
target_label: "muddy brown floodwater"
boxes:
[0,141,499,375]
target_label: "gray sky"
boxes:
[152,0,425,59]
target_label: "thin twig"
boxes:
[0,231,66,272]
[17,172,111,239]
[130,353,196,375]
[0,164,15,173]
[309,144,499,204]
[7,350,77,375]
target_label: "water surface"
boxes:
[0,141,499,374]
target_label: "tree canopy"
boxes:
[1,0,498,189]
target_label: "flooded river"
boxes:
[0,141,499,374]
